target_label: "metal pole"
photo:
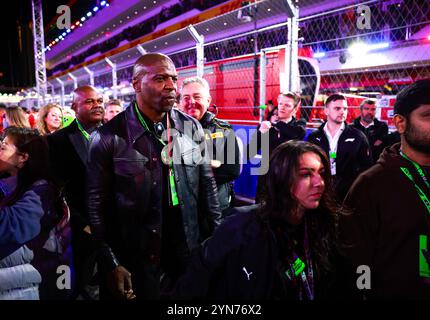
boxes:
[105,58,118,98]
[68,72,78,89]
[283,2,299,92]
[83,66,94,87]
[47,82,55,102]
[56,78,65,107]
[187,25,205,78]
[289,11,299,92]
[137,45,147,55]
[31,0,48,107]
[259,50,266,123]
[253,3,259,117]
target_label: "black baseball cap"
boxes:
[394,78,430,116]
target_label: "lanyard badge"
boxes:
[329,151,337,176]
[134,103,179,207]
[282,220,314,300]
[419,235,430,279]
[284,257,306,280]
[76,120,90,141]
[399,150,430,281]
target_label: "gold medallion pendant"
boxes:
[161,148,172,166]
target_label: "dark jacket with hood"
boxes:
[341,143,430,299]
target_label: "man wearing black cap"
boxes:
[340,79,430,299]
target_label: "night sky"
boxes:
[0,0,95,92]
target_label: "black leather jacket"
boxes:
[87,103,221,273]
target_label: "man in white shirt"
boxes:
[307,94,372,201]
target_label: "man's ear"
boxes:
[206,96,212,110]
[324,106,329,117]
[132,77,140,93]
[393,114,406,134]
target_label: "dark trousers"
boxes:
[71,230,98,299]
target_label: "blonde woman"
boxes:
[36,104,63,135]
[4,106,30,129]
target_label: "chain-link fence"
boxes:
[46,0,430,129]
[168,24,292,123]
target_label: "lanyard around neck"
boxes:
[134,103,167,146]
[400,150,430,190]
[283,219,314,300]
[75,120,90,141]
[400,150,430,215]
[134,103,178,206]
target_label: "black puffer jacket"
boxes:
[87,104,222,276]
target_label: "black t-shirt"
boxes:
[137,110,190,278]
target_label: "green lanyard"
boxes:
[400,167,430,215]
[399,151,430,215]
[75,120,90,141]
[134,103,179,207]
[419,235,430,278]
[400,151,430,189]
[134,103,165,146]
[400,151,430,279]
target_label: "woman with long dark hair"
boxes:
[172,140,344,300]
[0,127,71,300]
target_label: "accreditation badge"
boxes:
[161,148,172,166]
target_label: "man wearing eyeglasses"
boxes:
[47,85,105,299]
[87,53,221,300]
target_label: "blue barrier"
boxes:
[231,124,317,199]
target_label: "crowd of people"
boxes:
[0,52,429,301]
